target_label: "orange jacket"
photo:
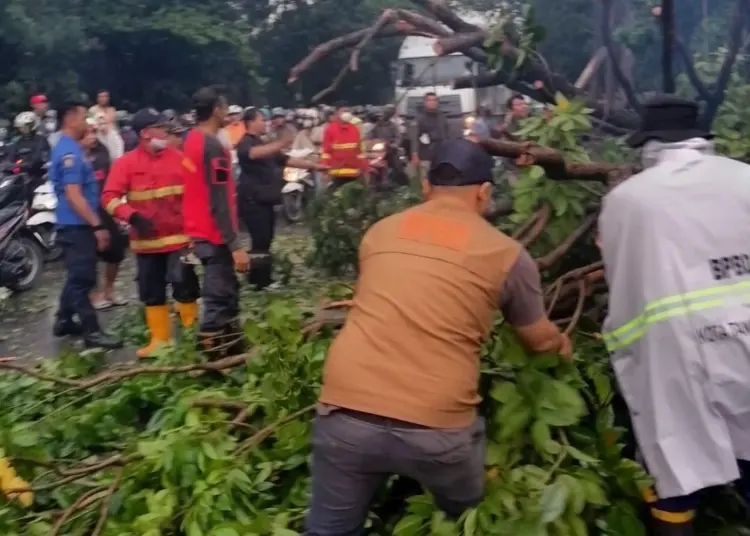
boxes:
[225,122,246,148]
[102,145,190,254]
[321,121,367,178]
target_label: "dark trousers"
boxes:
[645,459,750,516]
[240,198,276,289]
[57,226,99,333]
[306,409,485,536]
[136,252,200,306]
[193,240,239,331]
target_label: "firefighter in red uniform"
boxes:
[321,102,368,190]
[102,108,200,358]
[182,86,250,358]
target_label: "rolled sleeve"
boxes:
[499,248,545,327]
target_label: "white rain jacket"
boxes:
[600,138,750,498]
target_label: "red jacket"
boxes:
[182,129,240,250]
[321,121,367,178]
[102,145,189,254]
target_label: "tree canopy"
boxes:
[0,0,747,122]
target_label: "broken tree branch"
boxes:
[701,0,748,127]
[537,214,599,270]
[659,0,676,93]
[412,0,481,34]
[479,139,635,182]
[674,37,711,100]
[601,0,642,112]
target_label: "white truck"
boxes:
[393,35,510,121]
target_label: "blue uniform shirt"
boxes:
[50,134,100,226]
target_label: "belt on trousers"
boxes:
[338,408,429,429]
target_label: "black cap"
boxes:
[131,108,168,134]
[626,95,713,148]
[428,139,494,186]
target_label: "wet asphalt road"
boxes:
[0,254,140,362]
[0,221,307,362]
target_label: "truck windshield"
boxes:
[396,56,472,87]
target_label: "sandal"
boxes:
[93,299,113,311]
[109,295,129,307]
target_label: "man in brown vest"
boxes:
[307,138,573,535]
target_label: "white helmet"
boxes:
[228,105,243,115]
[14,111,39,134]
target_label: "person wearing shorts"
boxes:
[81,119,128,310]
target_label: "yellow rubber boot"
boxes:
[176,301,198,328]
[137,305,172,358]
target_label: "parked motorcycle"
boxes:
[0,170,46,292]
[281,148,317,223]
[27,180,61,262]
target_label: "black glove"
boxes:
[129,213,155,236]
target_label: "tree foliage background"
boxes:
[0,0,746,117]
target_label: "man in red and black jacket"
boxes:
[183,86,250,358]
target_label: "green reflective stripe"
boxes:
[603,281,750,352]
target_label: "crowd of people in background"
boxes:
[0,87,534,354]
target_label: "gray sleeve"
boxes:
[203,137,239,251]
[499,248,546,327]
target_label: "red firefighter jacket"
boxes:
[321,121,367,179]
[182,129,240,251]
[101,145,190,254]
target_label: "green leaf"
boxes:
[565,446,598,466]
[212,529,241,536]
[393,514,425,536]
[490,381,520,403]
[464,508,477,536]
[273,527,299,536]
[272,530,298,536]
[540,480,569,524]
[581,479,609,506]
[529,165,545,180]
[568,515,588,536]
[11,424,38,447]
[558,475,585,514]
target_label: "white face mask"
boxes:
[149,138,168,151]
[302,119,313,128]
[339,111,353,123]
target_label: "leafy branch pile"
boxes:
[0,98,746,535]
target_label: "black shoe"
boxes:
[224,320,249,356]
[53,318,84,338]
[83,331,124,350]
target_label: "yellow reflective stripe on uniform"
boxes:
[329,168,360,176]
[105,198,124,215]
[321,153,331,159]
[650,508,694,524]
[331,143,358,149]
[130,234,189,250]
[602,280,750,352]
[128,185,184,202]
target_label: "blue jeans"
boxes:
[306,408,485,536]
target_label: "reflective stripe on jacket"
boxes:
[101,145,190,254]
[321,121,366,179]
